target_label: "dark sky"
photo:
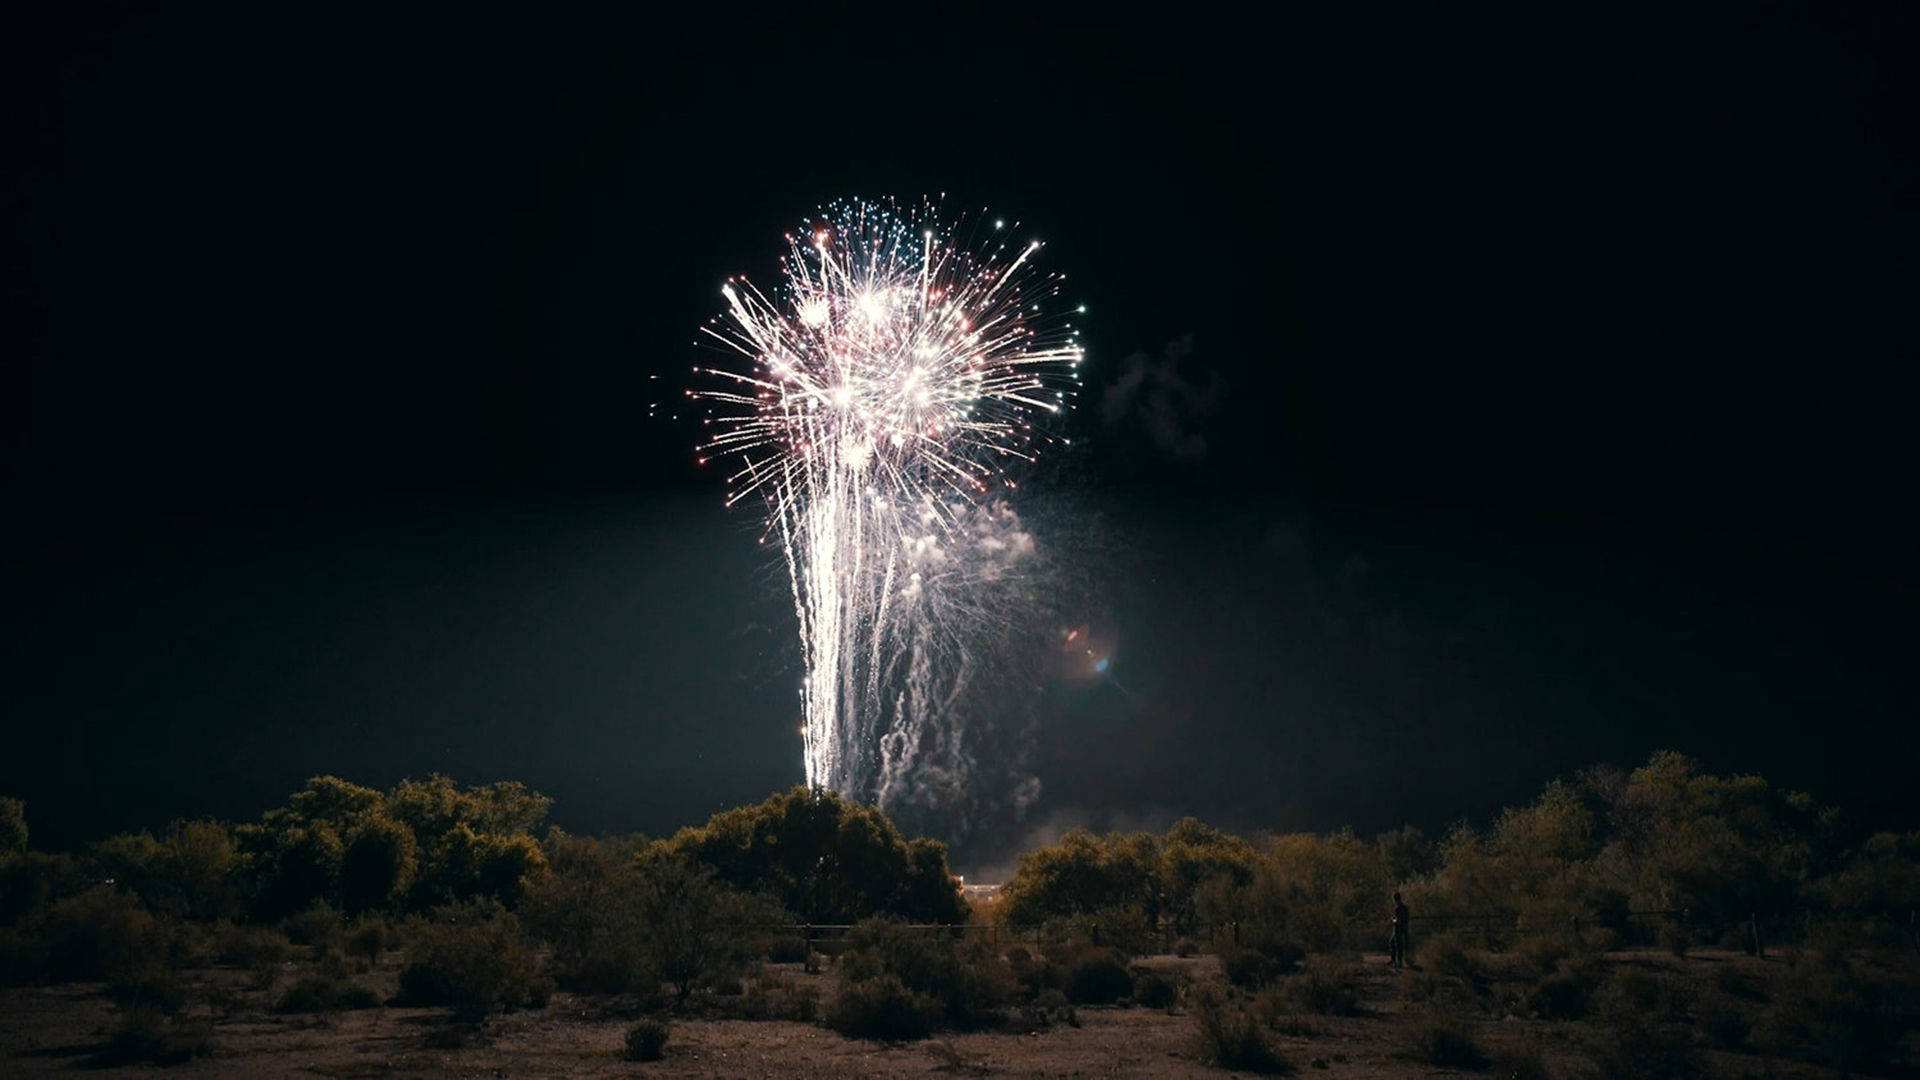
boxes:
[3,5,1913,867]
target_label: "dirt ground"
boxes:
[0,948,1879,1077]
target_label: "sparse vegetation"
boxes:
[1191,984,1288,1073]
[0,753,1914,1073]
[624,1017,670,1061]
[397,901,543,1020]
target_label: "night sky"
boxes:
[3,6,1913,868]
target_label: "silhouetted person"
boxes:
[1389,892,1411,968]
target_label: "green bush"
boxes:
[837,918,1012,1026]
[1191,985,1287,1073]
[34,886,169,983]
[624,1017,669,1061]
[1065,948,1131,1005]
[398,902,542,1020]
[826,973,941,1041]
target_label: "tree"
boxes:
[634,856,781,1002]
[660,787,964,924]
[339,814,417,915]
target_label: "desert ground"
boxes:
[4,943,1895,1078]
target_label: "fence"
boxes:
[749,907,1918,959]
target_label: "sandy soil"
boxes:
[0,948,1868,1077]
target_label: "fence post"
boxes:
[1091,923,1101,947]
[1749,913,1764,959]
[1232,921,1240,947]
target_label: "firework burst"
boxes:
[693,198,1083,812]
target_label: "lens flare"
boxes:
[693,198,1082,811]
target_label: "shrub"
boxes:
[768,934,808,963]
[1756,952,1902,1074]
[1587,1005,1700,1080]
[1702,1000,1748,1050]
[345,917,388,966]
[1173,938,1197,958]
[398,902,541,1020]
[1403,1007,1486,1070]
[1066,948,1132,1005]
[275,974,381,1013]
[1217,946,1276,989]
[96,1007,212,1067]
[1658,921,1690,958]
[108,965,188,1014]
[827,973,941,1040]
[837,918,1013,1026]
[1276,958,1361,1016]
[284,902,344,951]
[788,982,820,1021]
[1526,955,1602,1020]
[1191,985,1287,1073]
[1422,933,1481,983]
[0,797,25,856]
[1133,970,1177,1009]
[1490,1038,1551,1080]
[624,1017,669,1061]
[1713,959,1766,1002]
[214,921,293,967]
[632,857,780,1002]
[34,886,169,983]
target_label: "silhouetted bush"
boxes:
[827,973,941,1040]
[1702,999,1749,1050]
[1191,984,1287,1073]
[1065,948,1131,1005]
[0,851,89,927]
[0,797,26,856]
[1132,970,1177,1009]
[768,934,808,963]
[398,902,542,1020]
[624,1017,670,1060]
[1172,937,1197,957]
[1658,920,1690,957]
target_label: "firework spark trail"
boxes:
[693,198,1082,815]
